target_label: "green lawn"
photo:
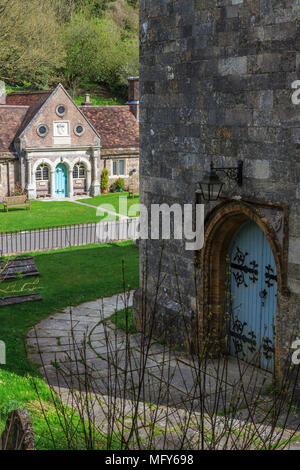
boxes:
[79,192,140,217]
[0,242,139,375]
[0,242,139,448]
[0,369,113,450]
[0,200,115,233]
[0,196,139,233]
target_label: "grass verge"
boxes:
[0,369,122,450]
[0,242,139,375]
[0,200,116,233]
[0,242,139,448]
[107,307,138,335]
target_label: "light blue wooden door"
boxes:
[228,221,277,371]
[55,164,68,197]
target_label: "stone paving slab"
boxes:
[26,291,300,449]
[27,290,272,403]
[53,386,300,450]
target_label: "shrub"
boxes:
[100,168,109,191]
[110,177,125,192]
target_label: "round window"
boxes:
[56,105,66,117]
[37,124,49,137]
[74,124,85,136]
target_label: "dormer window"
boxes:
[37,124,49,137]
[74,124,85,136]
[56,105,66,117]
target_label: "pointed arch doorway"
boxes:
[227,220,277,372]
[198,201,282,374]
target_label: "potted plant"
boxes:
[110,178,125,193]
[115,177,125,192]
[101,168,109,194]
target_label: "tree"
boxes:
[64,13,138,93]
[0,0,139,93]
[53,0,117,22]
[0,0,65,88]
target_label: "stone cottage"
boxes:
[135,0,300,376]
[0,78,139,199]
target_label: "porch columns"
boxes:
[86,169,92,192]
[27,159,31,186]
[50,170,56,198]
[90,149,100,196]
[25,154,36,199]
[20,156,26,189]
[69,168,74,197]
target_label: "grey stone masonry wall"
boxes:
[135,0,300,365]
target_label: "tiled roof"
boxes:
[80,106,139,149]
[0,90,139,151]
[0,106,29,151]
[6,91,51,107]
[6,91,52,139]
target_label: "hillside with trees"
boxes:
[0,0,139,101]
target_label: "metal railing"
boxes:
[0,218,140,255]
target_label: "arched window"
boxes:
[36,164,49,181]
[73,163,86,179]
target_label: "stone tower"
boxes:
[134,0,300,376]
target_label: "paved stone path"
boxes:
[27,291,273,409]
[26,292,300,449]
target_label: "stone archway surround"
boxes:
[31,158,55,199]
[197,199,286,377]
[31,156,93,198]
[71,157,92,194]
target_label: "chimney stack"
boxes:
[0,81,6,105]
[81,93,93,106]
[126,77,139,121]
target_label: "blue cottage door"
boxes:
[228,220,277,371]
[55,163,68,197]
